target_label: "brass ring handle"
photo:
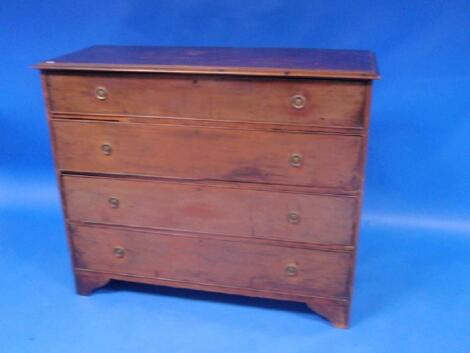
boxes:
[108,197,120,209]
[113,246,125,258]
[288,212,300,224]
[289,153,303,168]
[101,143,112,156]
[291,94,306,109]
[285,264,298,277]
[95,86,108,100]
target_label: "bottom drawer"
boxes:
[71,225,352,299]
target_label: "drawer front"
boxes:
[46,73,367,128]
[72,225,352,299]
[63,176,357,245]
[53,120,363,190]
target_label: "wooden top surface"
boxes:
[36,45,379,80]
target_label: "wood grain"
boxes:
[74,268,350,328]
[71,224,352,299]
[63,175,357,245]
[46,73,368,128]
[36,45,380,79]
[52,120,363,191]
[37,45,379,328]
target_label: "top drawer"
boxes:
[45,73,368,128]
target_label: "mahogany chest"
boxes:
[37,46,379,328]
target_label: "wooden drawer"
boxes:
[63,175,357,245]
[46,73,367,128]
[72,224,352,299]
[53,120,363,191]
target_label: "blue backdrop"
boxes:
[1,1,469,352]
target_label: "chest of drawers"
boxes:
[37,46,379,328]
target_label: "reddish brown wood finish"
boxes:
[74,268,350,328]
[38,46,379,328]
[307,299,350,328]
[71,224,352,299]
[45,73,367,128]
[36,45,380,79]
[74,269,111,295]
[52,120,363,191]
[62,175,357,245]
